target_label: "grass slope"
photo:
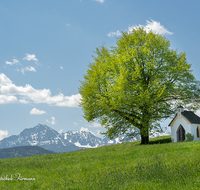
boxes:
[0,146,57,159]
[0,135,200,190]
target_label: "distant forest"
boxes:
[0,146,57,159]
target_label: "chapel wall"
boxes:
[171,116,191,142]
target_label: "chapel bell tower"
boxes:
[177,105,184,118]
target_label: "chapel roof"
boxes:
[169,111,200,126]
[181,111,200,124]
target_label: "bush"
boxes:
[185,133,194,142]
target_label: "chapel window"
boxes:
[197,126,200,138]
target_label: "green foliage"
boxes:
[79,27,200,144]
[185,133,194,142]
[0,136,200,189]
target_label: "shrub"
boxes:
[185,133,194,142]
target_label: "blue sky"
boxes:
[1,0,200,140]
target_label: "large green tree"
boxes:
[79,28,200,144]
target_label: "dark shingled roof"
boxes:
[181,111,200,124]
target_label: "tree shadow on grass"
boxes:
[148,136,171,145]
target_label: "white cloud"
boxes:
[107,30,122,38]
[107,19,172,38]
[0,73,81,107]
[87,122,102,128]
[195,110,200,117]
[5,54,39,74]
[128,19,173,35]
[97,130,101,135]
[30,108,46,115]
[55,94,82,107]
[0,74,12,85]
[74,122,78,126]
[19,99,29,104]
[0,130,8,140]
[93,0,105,3]
[17,66,36,74]
[25,66,36,72]
[80,127,90,132]
[60,66,64,70]
[5,59,20,65]
[66,23,70,27]
[23,54,38,63]
[6,61,13,65]
[17,68,25,75]
[46,116,56,125]
[0,95,17,104]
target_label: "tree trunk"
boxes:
[141,134,149,144]
[140,107,149,144]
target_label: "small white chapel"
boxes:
[169,106,200,142]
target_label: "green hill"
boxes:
[0,135,200,190]
[0,146,56,159]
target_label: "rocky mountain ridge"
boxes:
[0,124,118,152]
[0,124,171,152]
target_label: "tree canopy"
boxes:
[79,28,200,144]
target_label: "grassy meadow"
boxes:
[0,135,200,189]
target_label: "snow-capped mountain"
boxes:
[0,124,171,153]
[0,124,118,152]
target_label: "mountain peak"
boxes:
[37,123,47,127]
[19,124,59,137]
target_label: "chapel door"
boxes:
[177,125,185,142]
